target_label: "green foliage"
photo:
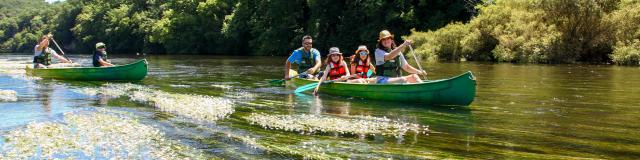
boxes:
[607,0,640,65]
[1,0,475,55]
[611,40,640,65]
[409,0,637,64]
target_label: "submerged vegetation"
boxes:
[0,110,202,159]
[75,83,235,123]
[0,89,17,102]
[408,0,640,65]
[246,113,429,138]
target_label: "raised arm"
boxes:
[384,40,412,61]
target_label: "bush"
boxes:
[611,40,640,65]
[409,0,623,64]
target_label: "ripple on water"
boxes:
[0,109,203,159]
[74,83,235,123]
[0,90,17,102]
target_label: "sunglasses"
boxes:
[359,51,368,55]
[303,42,312,45]
[97,46,106,49]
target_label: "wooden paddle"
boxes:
[295,69,373,94]
[50,37,72,63]
[408,45,427,80]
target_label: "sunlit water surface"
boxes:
[0,54,638,159]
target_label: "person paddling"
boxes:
[284,35,322,80]
[33,33,72,68]
[93,42,114,67]
[372,30,426,84]
[313,47,351,95]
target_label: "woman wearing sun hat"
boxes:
[313,47,351,95]
[373,30,425,84]
[350,45,376,79]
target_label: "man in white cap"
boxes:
[93,42,114,67]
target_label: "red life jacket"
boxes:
[354,60,371,78]
[328,61,346,80]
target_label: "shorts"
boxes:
[376,76,389,84]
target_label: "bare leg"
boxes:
[346,78,366,83]
[385,77,407,84]
[405,74,423,83]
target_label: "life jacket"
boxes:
[93,51,108,67]
[33,46,52,66]
[327,61,346,80]
[375,48,402,77]
[354,60,372,78]
[295,48,317,73]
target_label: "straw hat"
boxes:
[378,30,394,42]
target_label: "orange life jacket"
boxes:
[328,61,346,80]
[354,61,371,78]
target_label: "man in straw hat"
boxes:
[284,35,322,80]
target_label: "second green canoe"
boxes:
[26,59,148,81]
[291,71,477,106]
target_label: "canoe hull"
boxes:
[26,59,148,81]
[291,71,477,106]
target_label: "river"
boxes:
[0,54,638,159]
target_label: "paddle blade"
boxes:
[294,83,318,93]
[268,79,285,85]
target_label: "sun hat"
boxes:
[328,47,342,55]
[378,30,394,42]
[355,45,369,55]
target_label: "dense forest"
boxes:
[0,0,475,56]
[1,0,639,65]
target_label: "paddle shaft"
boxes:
[408,45,426,80]
[50,37,72,62]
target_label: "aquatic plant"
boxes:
[75,83,235,122]
[0,111,202,159]
[0,89,17,102]
[245,113,429,138]
[0,59,41,81]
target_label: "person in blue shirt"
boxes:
[92,42,114,67]
[284,35,322,80]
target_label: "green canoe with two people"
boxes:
[26,59,148,81]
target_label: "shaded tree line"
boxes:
[0,0,475,56]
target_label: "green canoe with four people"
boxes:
[290,71,477,106]
[26,59,148,81]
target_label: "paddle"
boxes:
[408,45,427,80]
[295,69,373,94]
[50,37,72,63]
[269,71,307,85]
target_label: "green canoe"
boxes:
[26,59,148,81]
[290,71,477,106]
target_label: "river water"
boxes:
[0,54,638,159]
